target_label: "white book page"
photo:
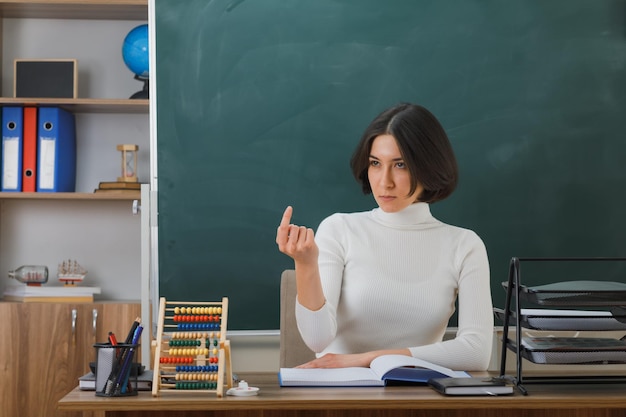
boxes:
[278,355,469,386]
[369,354,469,378]
[279,367,381,385]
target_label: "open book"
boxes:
[278,354,470,387]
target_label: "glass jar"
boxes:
[8,265,49,285]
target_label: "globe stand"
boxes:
[130,75,149,99]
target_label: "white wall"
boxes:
[229,333,280,373]
[0,199,142,300]
[2,18,146,99]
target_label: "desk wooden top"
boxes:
[58,372,626,413]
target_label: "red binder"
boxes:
[22,107,37,192]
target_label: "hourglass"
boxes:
[117,144,138,182]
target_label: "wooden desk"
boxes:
[58,372,626,417]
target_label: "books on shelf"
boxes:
[278,354,469,387]
[428,377,513,396]
[3,285,101,303]
[97,181,142,190]
[93,181,142,197]
[94,189,141,197]
[79,369,153,391]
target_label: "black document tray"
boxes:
[501,280,626,306]
[515,337,626,364]
[493,307,626,331]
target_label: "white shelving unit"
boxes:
[0,0,150,300]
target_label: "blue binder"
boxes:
[36,107,76,192]
[1,106,24,192]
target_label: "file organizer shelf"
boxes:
[496,257,626,394]
[152,297,233,397]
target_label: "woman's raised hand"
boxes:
[276,206,319,265]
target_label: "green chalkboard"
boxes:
[155,0,626,330]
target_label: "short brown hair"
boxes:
[350,103,458,203]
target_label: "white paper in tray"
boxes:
[521,309,626,331]
[524,350,626,364]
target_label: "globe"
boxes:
[122,24,149,79]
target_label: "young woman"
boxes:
[276,103,493,371]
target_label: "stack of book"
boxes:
[3,285,101,303]
[79,369,153,391]
[94,181,142,197]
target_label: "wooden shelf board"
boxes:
[0,0,147,20]
[0,192,140,200]
[0,97,149,113]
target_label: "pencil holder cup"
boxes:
[94,342,139,397]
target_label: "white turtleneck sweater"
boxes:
[295,202,493,371]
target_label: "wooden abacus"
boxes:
[151,297,233,397]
